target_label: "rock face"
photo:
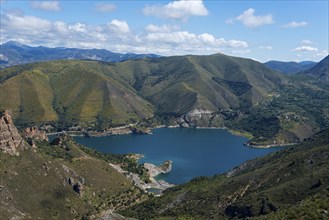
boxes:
[0,111,26,155]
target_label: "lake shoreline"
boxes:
[48,125,293,149]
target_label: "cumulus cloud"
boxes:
[145,24,179,33]
[30,1,61,11]
[232,8,274,28]
[143,0,209,21]
[108,19,130,34]
[2,11,52,31]
[1,10,249,56]
[293,46,318,52]
[282,21,308,28]
[94,3,116,12]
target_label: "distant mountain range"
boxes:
[264,60,317,74]
[0,41,161,68]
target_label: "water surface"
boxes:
[74,128,279,184]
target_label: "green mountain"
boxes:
[301,55,329,81]
[264,60,317,74]
[0,60,154,129]
[1,53,328,145]
[110,53,284,114]
[121,128,329,219]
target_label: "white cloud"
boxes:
[226,40,248,48]
[31,1,61,11]
[233,8,274,28]
[1,11,249,56]
[2,11,52,31]
[143,0,209,21]
[94,3,116,12]
[108,19,130,34]
[69,23,87,33]
[282,21,308,28]
[231,49,251,54]
[301,40,312,45]
[260,46,273,50]
[313,50,328,58]
[293,46,318,52]
[145,24,179,33]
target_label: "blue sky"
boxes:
[1,0,328,62]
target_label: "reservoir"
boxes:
[74,128,279,184]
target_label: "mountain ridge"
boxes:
[1,53,328,146]
[300,55,329,81]
[264,60,317,74]
[0,41,161,68]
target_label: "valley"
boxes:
[1,54,328,146]
[0,44,328,220]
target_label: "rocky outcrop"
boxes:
[50,135,71,148]
[144,160,173,178]
[24,126,48,147]
[72,182,84,196]
[0,110,26,155]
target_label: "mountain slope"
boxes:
[0,60,154,129]
[301,55,329,81]
[264,60,317,74]
[0,112,145,219]
[0,54,284,126]
[122,128,329,219]
[110,53,285,114]
[1,54,328,145]
[0,41,160,68]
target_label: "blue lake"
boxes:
[74,128,280,184]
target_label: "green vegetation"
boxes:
[0,60,154,129]
[78,145,151,183]
[0,137,147,220]
[0,53,328,145]
[121,128,329,219]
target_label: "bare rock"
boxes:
[144,160,173,178]
[73,181,84,196]
[24,126,48,146]
[0,110,26,156]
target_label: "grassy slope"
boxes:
[0,60,154,128]
[0,55,327,143]
[121,128,329,219]
[111,54,284,114]
[0,137,145,220]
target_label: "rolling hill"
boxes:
[264,60,316,74]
